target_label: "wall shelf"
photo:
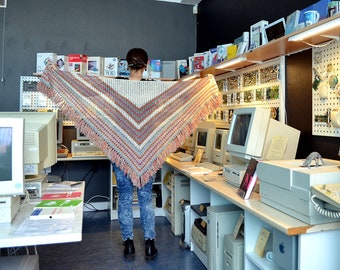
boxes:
[198,14,340,78]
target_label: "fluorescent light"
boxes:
[288,18,340,41]
[215,57,247,69]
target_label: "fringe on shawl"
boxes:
[38,68,222,188]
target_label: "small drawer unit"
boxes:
[224,234,244,270]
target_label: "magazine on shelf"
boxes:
[285,10,300,35]
[227,44,238,60]
[235,31,249,55]
[217,43,232,63]
[176,59,189,78]
[250,20,268,50]
[193,52,207,72]
[237,158,259,199]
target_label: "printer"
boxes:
[257,159,340,225]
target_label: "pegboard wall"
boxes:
[212,57,285,128]
[20,76,74,125]
[312,39,340,137]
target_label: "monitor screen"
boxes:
[0,127,13,181]
[229,114,251,147]
[197,131,207,147]
[0,112,57,177]
[194,126,215,162]
[212,129,229,165]
[0,118,25,196]
[215,132,222,150]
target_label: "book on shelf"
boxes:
[188,56,194,74]
[193,52,207,72]
[227,44,238,60]
[254,227,271,257]
[176,59,189,78]
[208,47,218,66]
[237,158,259,200]
[250,20,268,50]
[285,10,300,35]
[234,31,249,55]
[148,59,162,79]
[217,43,232,63]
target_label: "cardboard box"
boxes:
[104,57,119,77]
[87,56,103,76]
[68,54,87,74]
[36,53,57,74]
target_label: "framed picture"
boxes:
[0,0,7,8]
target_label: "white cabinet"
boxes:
[163,158,340,270]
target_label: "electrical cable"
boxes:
[311,195,340,218]
[84,195,109,211]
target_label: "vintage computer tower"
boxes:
[171,174,190,236]
[207,205,243,270]
[224,234,244,270]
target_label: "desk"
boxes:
[0,182,84,248]
[163,158,340,270]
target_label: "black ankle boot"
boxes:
[124,238,135,258]
[145,239,158,260]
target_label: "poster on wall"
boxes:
[0,0,7,8]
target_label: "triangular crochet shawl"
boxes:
[37,67,221,188]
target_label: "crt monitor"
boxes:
[76,128,89,141]
[226,107,300,161]
[227,107,270,160]
[194,126,215,162]
[212,129,229,165]
[0,118,25,196]
[0,112,57,177]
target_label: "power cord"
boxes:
[311,195,340,218]
[84,195,109,211]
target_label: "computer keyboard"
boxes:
[72,151,106,158]
[195,162,223,171]
[311,183,340,209]
[169,152,193,162]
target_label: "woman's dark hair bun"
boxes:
[126,48,148,70]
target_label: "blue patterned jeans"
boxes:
[113,164,156,241]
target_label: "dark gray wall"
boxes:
[0,0,196,111]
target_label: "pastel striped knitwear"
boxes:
[38,67,221,187]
